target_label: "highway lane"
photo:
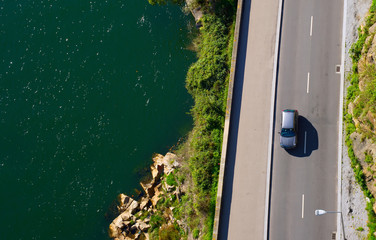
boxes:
[217,0,280,239]
[269,0,343,239]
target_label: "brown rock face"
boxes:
[118,194,138,213]
[109,152,179,239]
[351,133,376,197]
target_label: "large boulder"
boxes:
[134,220,151,232]
[153,152,179,176]
[186,0,204,27]
[118,194,137,213]
[109,221,122,238]
[140,153,178,198]
[140,181,155,198]
[150,183,163,206]
[139,197,151,210]
[109,195,140,239]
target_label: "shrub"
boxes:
[192,228,199,239]
[365,152,374,164]
[149,214,164,231]
[166,173,178,186]
[159,224,180,240]
[371,0,376,13]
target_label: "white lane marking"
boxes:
[302,194,305,219]
[310,16,313,36]
[307,72,310,93]
[304,131,307,154]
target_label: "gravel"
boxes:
[342,0,372,239]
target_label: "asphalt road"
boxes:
[218,0,279,239]
[269,0,343,239]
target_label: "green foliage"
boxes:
[212,0,237,24]
[159,224,181,240]
[140,211,149,220]
[129,219,135,226]
[346,9,376,231]
[353,104,363,118]
[345,116,376,239]
[372,0,376,13]
[367,199,376,239]
[192,228,200,239]
[365,152,374,164]
[166,172,178,186]
[186,15,231,199]
[146,1,236,239]
[346,88,376,239]
[201,184,217,240]
[350,30,367,62]
[150,214,164,231]
[147,0,183,5]
[357,227,365,231]
[183,11,236,238]
[347,85,359,102]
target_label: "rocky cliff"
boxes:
[348,20,376,213]
[349,22,376,137]
[108,153,183,240]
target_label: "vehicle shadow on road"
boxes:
[286,116,318,157]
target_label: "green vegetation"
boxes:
[148,0,184,5]
[159,224,181,240]
[345,113,376,239]
[349,2,376,142]
[192,228,200,239]
[147,176,187,239]
[358,227,365,231]
[366,151,374,164]
[166,172,178,186]
[146,0,237,239]
[150,214,164,231]
[346,1,376,238]
[181,1,236,238]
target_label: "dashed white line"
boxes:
[307,72,310,93]
[310,16,313,36]
[304,131,307,154]
[302,194,305,219]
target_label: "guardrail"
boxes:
[212,0,244,238]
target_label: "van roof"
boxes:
[282,110,295,129]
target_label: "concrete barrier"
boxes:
[212,0,244,239]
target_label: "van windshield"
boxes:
[281,128,295,137]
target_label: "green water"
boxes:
[0,0,195,239]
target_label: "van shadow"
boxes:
[286,116,318,157]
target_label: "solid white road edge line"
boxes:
[310,16,313,37]
[338,0,347,239]
[307,72,310,93]
[302,194,305,219]
[264,0,284,238]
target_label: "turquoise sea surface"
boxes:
[0,0,195,239]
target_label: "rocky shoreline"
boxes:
[185,0,203,27]
[108,153,182,240]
